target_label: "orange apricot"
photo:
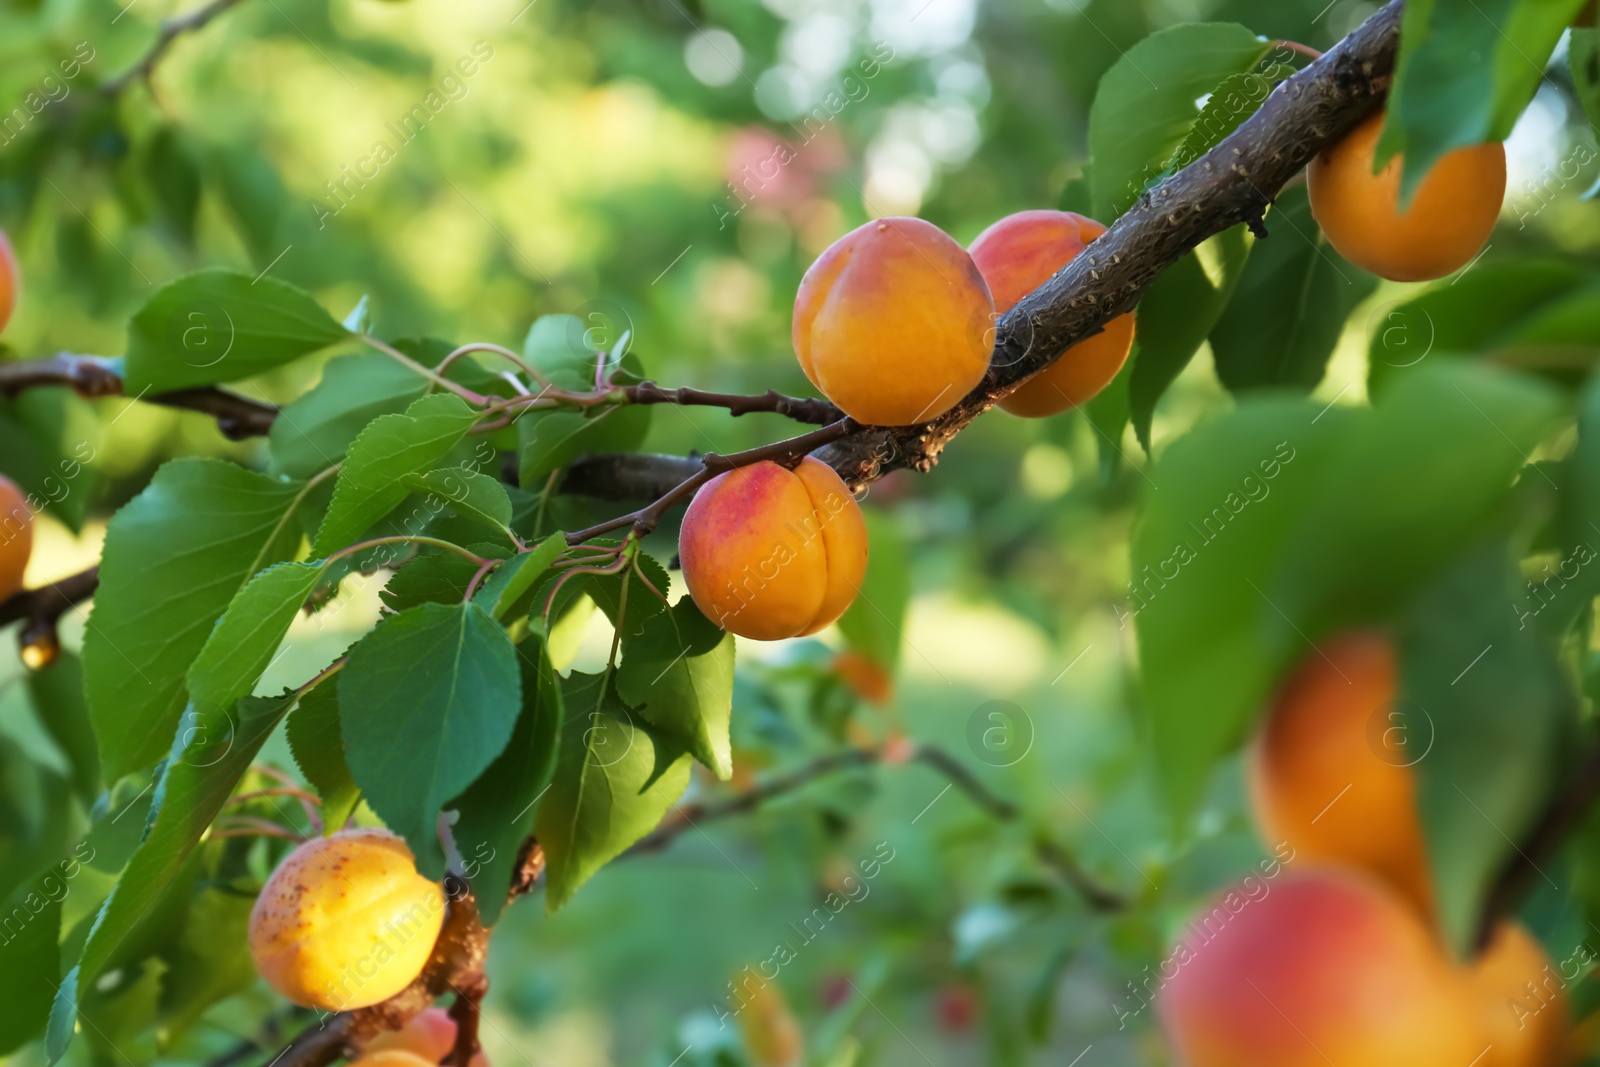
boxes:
[1247,632,1435,917]
[351,1053,436,1067]
[793,216,994,426]
[967,210,1135,418]
[1157,869,1484,1066]
[248,827,445,1011]
[365,1007,490,1067]
[734,972,804,1067]
[0,228,17,335]
[1469,922,1571,1067]
[679,456,868,641]
[1308,110,1505,282]
[0,474,33,603]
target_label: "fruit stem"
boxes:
[1272,39,1323,60]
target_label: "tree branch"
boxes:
[622,382,843,424]
[101,0,252,96]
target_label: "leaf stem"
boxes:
[359,336,491,406]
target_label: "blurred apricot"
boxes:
[794,217,994,426]
[734,972,804,1067]
[1308,110,1505,281]
[0,474,33,603]
[1470,923,1571,1067]
[0,228,17,334]
[680,457,868,640]
[833,650,893,704]
[968,210,1135,417]
[1248,632,1435,917]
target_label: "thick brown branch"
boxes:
[0,354,278,440]
[101,0,251,95]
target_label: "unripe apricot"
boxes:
[0,228,17,335]
[1157,869,1484,1066]
[1248,632,1434,917]
[248,827,445,1011]
[680,456,868,641]
[0,474,33,603]
[1470,923,1571,1067]
[793,217,994,426]
[1308,110,1505,282]
[968,210,1135,418]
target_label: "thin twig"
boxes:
[102,0,253,95]
[622,382,843,425]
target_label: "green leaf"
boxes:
[1210,185,1377,394]
[835,510,909,671]
[156,884,258,1035]
[535,671,691,911]
[0,388,100,533]
[1366,262,1599,397]
[286,684,360,832]
[267,353,428,479]
[313,392,481,556]
[403,466,513,536]
[26,652,100,806]
[338,602,522,877]
[1572,25,1600,132]
[48,694,294,1062]
[83,459,307,781]
[0,882,59,1054]
[1379,0,1585,199]
[188,561,324,714]
[1088,22,1269,221]
[1128,225,1254,448]
[123,269,350,393]
[475,532,567,621]
[1082,358,1134,478]
[453,633,563,926]
[144,126,202,247]
[617,598,735,780]
[517,316,652,488]
[380,549,496,613]
[1404,541,1578,953]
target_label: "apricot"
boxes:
[679,456,868,641]
[365,1007,490,1067]
[1157,869,1484,1066]
[1248,631,1435,917]
[351,1053,435,1067]
[1470,923,1571,1067]
[793,216,994,426]
[734,972,803,1067]
[0,474,33,603]
[1308,110,1505,282]
[967,210,1135,418]
[0,228,17,335]
[248,827,445,1011]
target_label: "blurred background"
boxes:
[1,0,1597,1064]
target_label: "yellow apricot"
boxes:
[1308,110,1505,282]
[680,457,868,641]
[1248,632,1435,918]
[0,228,17,335]
[968,210,1135,417]
[793,216,994,426]
[1469,922,1571,1067]
[351,1053,436,1067]
[247,827,445,1011]
[0,474,33,603]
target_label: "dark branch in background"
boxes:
[0,566,99,631]
[1477,739,1600,949]
[101,0,251,96]
[0,354,278,440]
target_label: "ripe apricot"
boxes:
[0,474,33,603]
[0,228,17,335]
[366,1007,491,1067]
[680,456,868,641]
[793,216,994,426]
[248,827,445,1011]
[967,210,1135,418]
[1157,869,1484,1066]
[351,1053,435,1067]
[1248,632,1434,917]
[1470,923,1570,1067]
[1308,110,1505,282]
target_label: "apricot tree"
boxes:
[1,0,1599,1065]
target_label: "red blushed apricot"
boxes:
[794,216,994,426]
[968,210,1135,418]
[0,474,33,603]
[680,456,868,641]
[366,1008,491,1067]
[352,1053,436,1067]
[1157,869,1484,1067]
[1248,632,1435,918]
[1308,110,1506,282]
[0,229,17,335]
[247,827,445,1011]
[1469,923,1571,1067]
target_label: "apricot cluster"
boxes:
[1158,632,1573,1065]
[248,827,445,1011]
[1309,109,1506,282]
